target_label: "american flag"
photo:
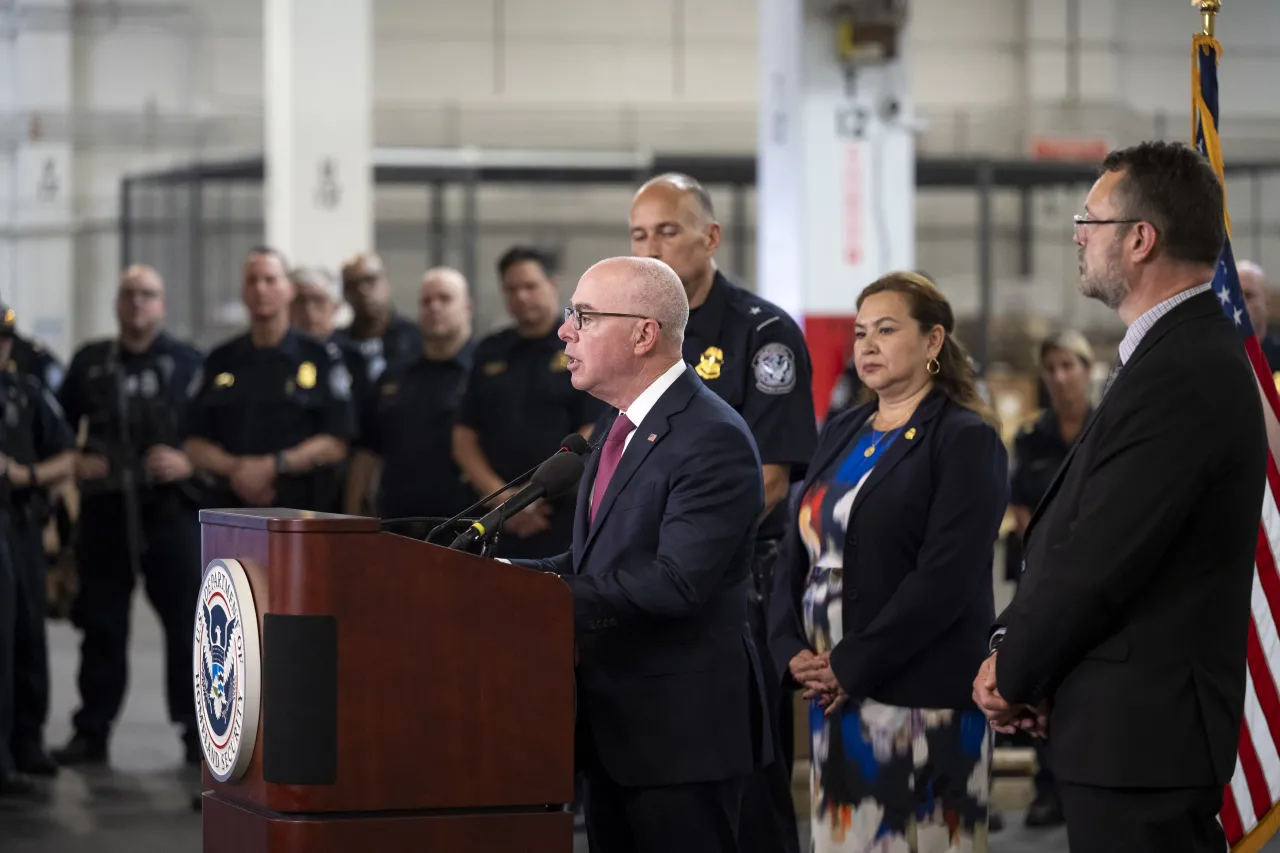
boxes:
[1195,32,1280,851]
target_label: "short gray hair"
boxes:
[290,265,340,301]
[624,258,689,348]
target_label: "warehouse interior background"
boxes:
[2,0,1278,368]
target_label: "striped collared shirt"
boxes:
[1117,283,1213,365]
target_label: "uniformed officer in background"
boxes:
[347,267,474,526]
[185,247,356,513]
[50,265,205,768]
[453,246,605,559]
[334,252,421,385]
[0,517,24,795]
[1239,261,1280,372]
[290,265,370,408]
[1006,328,1095,830]
[8,331,64,394]
[629,172,816,853]
[0,304,75,780]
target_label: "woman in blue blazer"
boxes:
[768,272,1009,852]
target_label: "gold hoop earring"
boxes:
[926,357,940,376]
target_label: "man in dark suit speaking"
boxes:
[516,256,768,853]
[973,141,1269,852]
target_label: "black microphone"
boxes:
[449,451,585,550]
[405,433,590,543]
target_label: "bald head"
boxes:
[1240,260,1270,337]
[342,251,391,321]
[635,173,716,223]
[561,257,689,410]
[587,257,689,349]
[419,266,472,345]
[629,174,721,295]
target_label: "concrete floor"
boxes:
[0,594,1275,853]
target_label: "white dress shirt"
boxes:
[614,359,688,454]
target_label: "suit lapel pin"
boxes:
[905,428,917,440]
[647,433,657,442]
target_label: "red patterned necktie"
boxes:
[590,414,636,523]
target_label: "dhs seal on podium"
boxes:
[193,558,261,782]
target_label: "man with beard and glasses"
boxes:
[974,141,1267,853]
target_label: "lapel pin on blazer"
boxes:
[647,433,657,442]
[905,428,917,440]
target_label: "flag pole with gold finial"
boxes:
[1195,0,1221,37]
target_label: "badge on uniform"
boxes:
[696,347,724,381]
[550,352,570,373]
[215,372,235,388]
[297,361,317,390]
[752,343,796,395]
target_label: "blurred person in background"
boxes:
[290,265,371,478]
[185,247,355,513]
[1238,260,1280,372]
[347,267,474,525]
[0,304,76,784]
[453,246,604,559]
[52,266,204,769]
[1003,329,1095,829]
[334,252,421,385]
[630,172,815,853]
[769,273,1007,851]
[7,328,65,394]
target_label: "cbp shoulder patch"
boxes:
[752,343,796,395]
[187,367,204,400]
[44,362,63,392]
[329,361,352,400]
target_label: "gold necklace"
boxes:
[864,411,912,458]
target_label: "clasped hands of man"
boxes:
[791,647,1051,735]
[972,652,1052,738]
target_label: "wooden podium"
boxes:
[196,509,575,853]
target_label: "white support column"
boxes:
[8,0,75,359]
[265,0,372,271]
[757,0,916,418]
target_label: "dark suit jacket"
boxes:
[996,290,1268,789]
[520,366,770,788]
[768,390,1009,709]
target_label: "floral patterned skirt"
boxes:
[808,698,992,853]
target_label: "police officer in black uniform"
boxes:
[0,304,76,781]
[51,265,206,768]
[290,265,370,418]
[8,329,64,394]
[454,247,605,559]
[185,247,356,513]
[334,252,421,385]
[349,267,474,525]
[630,173,816,853]
[1007,329,1095,829]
